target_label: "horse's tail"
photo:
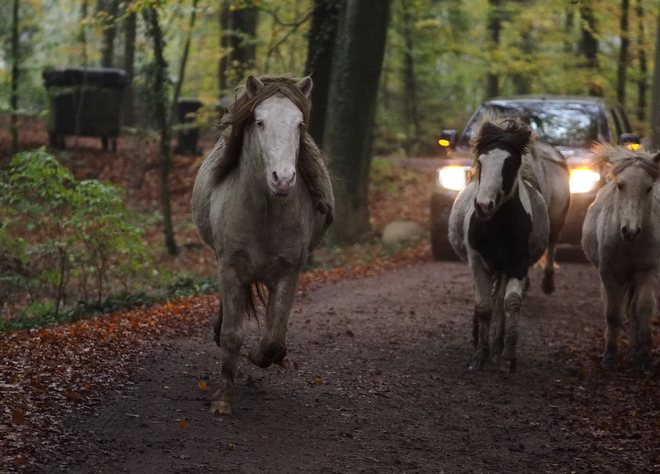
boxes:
[214,283,269,344]
[247,283,269,322]
[624,284,636,319]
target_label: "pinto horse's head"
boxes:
[595,145,660,242]
[242,75,313,196]
[471,113,532,219]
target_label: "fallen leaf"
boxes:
[180,420,190,428]
[198,381,207,390]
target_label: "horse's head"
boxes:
[243,75,313,196]
[471,115,532,219]
[598,146,660,242]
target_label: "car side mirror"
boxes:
[439,130,458,149]
[619,132,641,146]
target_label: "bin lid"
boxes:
[43,67,130,88]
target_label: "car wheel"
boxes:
[430,194,459,261]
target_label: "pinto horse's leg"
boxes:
[210,267,247,416]
[469,261,493,371]
[249,272,299,368]
[541,242,557,295]
[600,276,625,371]
[631,276,656,371]
[501,277,524,373]
[490,276,506,363]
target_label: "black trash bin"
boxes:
[42,67,129,151]
[174,98,203,155]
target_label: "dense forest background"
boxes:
[1,0,659,156]
[2,0,660,319]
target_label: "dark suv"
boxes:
[430,95,641,260]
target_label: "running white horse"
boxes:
[582,145,660,371]
[192,75,334,414]
[449,112,569,372]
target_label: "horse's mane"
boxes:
[592,144,660,180]
[210,74,334,219]
[471,110,533,162]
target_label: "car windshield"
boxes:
[458,101,603,148]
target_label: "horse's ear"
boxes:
[245,75,265,99]
[296,76,313,98]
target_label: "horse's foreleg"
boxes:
[541,241,557,295]
[600,277,625,371]
[631,277,656,371]
[490,276,506,363]
[469,262,493,371]
[213,301,223,347]
[501,277,524,373]
[249,272,299,368]
[210,269,247,416]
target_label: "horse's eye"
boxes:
[299,122,305,128]
[617,183,623,190]
[255,120,264,128]
[647,186,653,193]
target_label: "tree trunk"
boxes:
[649,2,660,148]
[170,0,198,127]
[323,0,391,244]
[636,0,648,121]
[617,0,630,106]
[400,2,420,155]
[485,0,502,99]
[10,0,19,155]
[122,10,137,126]
[142,6,178,256]
[218,3,259,95]
[304,0,345,146]
[512,28,533,95]
[218,1,231,96]
[580,4,601,96]
[100,0,120,68]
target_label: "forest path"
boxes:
[51,261,633,473]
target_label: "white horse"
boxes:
[192,75,334,414]
[582,145,660,371]
[449,113,569,372]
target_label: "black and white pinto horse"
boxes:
[448,112,570,372]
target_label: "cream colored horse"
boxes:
[582,145,660,371]
[192,76,334,414]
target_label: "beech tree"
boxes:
[323,0,391,244]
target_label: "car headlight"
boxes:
[437,166,469,191]
[569,168,601,193]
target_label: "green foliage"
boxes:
[0,149,154,321]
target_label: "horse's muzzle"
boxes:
[621,225,642,242]
[269,170,296,195]
[474,199,495,219]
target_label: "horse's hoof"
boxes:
[541,277,555,295]
[468,358,485,372]
[249,347,273,368]
[272,348,287,364]
[600,356,617,371]
[500,358,517,373]
[209,400,232,416]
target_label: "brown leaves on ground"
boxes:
[551,331,660,472]
[0,243,432,470]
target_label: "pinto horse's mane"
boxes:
[592,144,660,180]
[471,111,533,164]
[211,75,332,215]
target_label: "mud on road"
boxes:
[52,261,658,473]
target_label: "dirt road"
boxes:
[48,260,657,473]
